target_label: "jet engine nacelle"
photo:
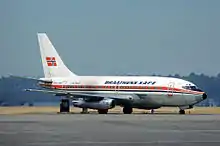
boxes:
[72,98,116,110]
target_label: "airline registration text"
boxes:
[104,81,156,85]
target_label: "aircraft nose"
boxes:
[202,93,207,100]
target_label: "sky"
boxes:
[0,0,220,77]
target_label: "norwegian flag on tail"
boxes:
[46,57,57,66]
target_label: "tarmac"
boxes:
[0,108,220,146]
[1,106,220,115]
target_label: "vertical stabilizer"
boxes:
[37,33,77,78]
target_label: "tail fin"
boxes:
[37,33,77,78]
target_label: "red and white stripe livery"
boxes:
[25,33,207,114]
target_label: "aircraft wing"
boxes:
[24,88,138,101]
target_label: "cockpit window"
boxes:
[182,85,203,92]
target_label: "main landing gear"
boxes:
[98,109,108,114]
[179,109,185,114]
[123,105,133,114]
[81,108,89,114]
[60,99,70,113]
[150,109,155,114]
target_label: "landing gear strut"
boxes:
[123,105,133,114]
[81,108,89,114]
[150,109,155,114]
[178,105,193,114]
[179,109,185,114]
[60,99,70,113]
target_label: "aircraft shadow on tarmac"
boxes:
[54,111,214,115]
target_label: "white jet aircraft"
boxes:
[25,33,207,114]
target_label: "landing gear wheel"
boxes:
[123,106,133,114]
[179,109,185,114]
[98,109,108,114]
[81,108,89,114]
[60,99,70,113]
[150,109,155,114]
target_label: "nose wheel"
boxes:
[179,109,185,114]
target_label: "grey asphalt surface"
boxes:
[0,114,220,146]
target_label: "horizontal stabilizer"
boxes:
[9,75,52,83]
[9,75,39,81]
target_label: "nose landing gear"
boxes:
[179,105,193,114]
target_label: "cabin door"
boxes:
[167,82,175,97]
[115,83,120,95]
